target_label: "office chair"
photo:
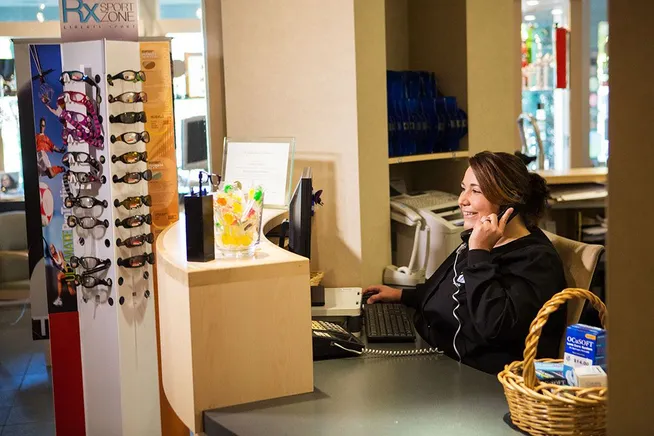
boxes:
[0,211,30,301]
[542,230,604,357]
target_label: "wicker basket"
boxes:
[497,288,608,436]
[309,271,324,287]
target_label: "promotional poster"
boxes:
[29,44,78,314]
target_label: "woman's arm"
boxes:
[462,248,563,344]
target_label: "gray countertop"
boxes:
[204,353,520,435]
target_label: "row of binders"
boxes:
[387,70,468,158]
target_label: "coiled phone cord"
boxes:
[333,342,442,357]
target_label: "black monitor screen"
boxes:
[288,168,313,259]
[185,117,207,165]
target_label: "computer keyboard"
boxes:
[364,303,416,343]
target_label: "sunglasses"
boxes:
[62,152,105,171]
[111,151,147,165]
[69,256,111,272]
[64,196,108,210]
[107,70,146,86]
[60,71,101,91]
[65,170,106,185]
[114,195,152,210]
[110,131,150,145]
[113,169,152,185]
[108,91,147,104]
[59,110,102,130]
[116,233,154,248]
[62,128,104,149]
[58,91,99,108]
[117,252,155,269]
[67,216,110,229]
[74,274,112,288]
[109,111,147,124]
[115,214,152,229]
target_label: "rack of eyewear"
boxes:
[59,40,161,435]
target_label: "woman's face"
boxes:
[458,167,499,230]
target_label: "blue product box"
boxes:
[534,361,566,386]
[563,324,606,386]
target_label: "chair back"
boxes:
[0,211,28,251]
[542,230,604,356]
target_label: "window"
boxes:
[589,0,608,167]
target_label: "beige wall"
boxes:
[466,0,521,154]
[384,0,409,70]
[202,0,227,174]
[607,1,654,433]
[220,0,390,287]
[569,0,591,168]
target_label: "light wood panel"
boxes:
[202,0,227,174]
[536,167,607,185]
[607,1,654,434]
[569,0,591,168]
[465,0,522,154]
[354,0,392,287]
[156,209,313,433]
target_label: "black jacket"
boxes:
[401,228,567,374]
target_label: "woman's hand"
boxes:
[468,207,514,251]
[363,285,402,304]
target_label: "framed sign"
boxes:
[222,138,295,209]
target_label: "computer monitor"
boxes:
[181,115,208,170]
[288,167,313,259]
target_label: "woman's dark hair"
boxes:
[468,151,549,228]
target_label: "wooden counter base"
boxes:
[156,209,314,433]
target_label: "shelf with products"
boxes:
[388,150,469,165]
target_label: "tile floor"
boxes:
[0,305,55,436]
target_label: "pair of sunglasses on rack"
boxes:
[64,196,108,210]
[60,71,101,92]
[109,111,147,124]
[75,274,112,288]
[112,151,147,164]
[59,110,103,129]
[117,252,154,269]
[62,152,105,171]
[69,256,111,272]
[116,233,154,248]
[108,91,147,104]
[113,170,152,185]
[62,129,104,149]
[65,170,106,185]
[110,131,150,144]
[67,216,110,229]
[114,195,152,210]
[115,214,152,229]
[107,70,146,86]
[58,91,98,108]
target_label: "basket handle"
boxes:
[522,288,607,389]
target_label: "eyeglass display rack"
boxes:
[14,37,178,435]
[62,40,161,435]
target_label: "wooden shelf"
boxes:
[388,150,470,165]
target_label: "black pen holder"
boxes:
[184,194,215,262]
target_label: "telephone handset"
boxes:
[312,320,440,360]
[460,204,520,243]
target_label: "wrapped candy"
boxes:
[213,181,264,258]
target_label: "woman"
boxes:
[365,151,567,374]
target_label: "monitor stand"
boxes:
[310,285,325,306]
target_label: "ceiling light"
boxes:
[196,8,202,19]
[39,3,45,10]
[524,14,536,22]
[526,0,539,6]
[551,8,563,15]
[36,11,45,23]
